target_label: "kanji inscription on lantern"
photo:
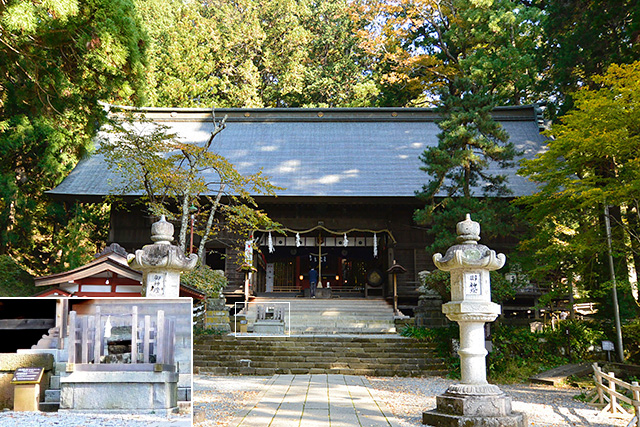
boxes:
[464,272,482,296]
[149,273,166,295]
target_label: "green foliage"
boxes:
[401,324,461,378]
[537,0,640,117]
[517,61,640,294]
[98,111,281,260]
[181,266,228,299]
[488,320,608,382]
[0,0,147,276]
[355,0,543,107]
[0,255,37,296]
[622,319,640,363]
[588,281,640,322]
[139,0,378,108]
[542,320,606,361]
[397,0,534,253]
[406,320,611,383]
[487,323,568,383]
[415,197,521,255]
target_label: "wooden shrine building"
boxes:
[34,243,205,299]
[48,106,546,314]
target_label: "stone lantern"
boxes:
[422,214,526,427]
[128,216,198,298]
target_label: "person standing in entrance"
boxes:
[309,267,318,298]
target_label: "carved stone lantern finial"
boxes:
[128,216,198,298]
[423,214,527,427]
[150,215,174,244]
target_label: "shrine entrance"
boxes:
[253,229,392,296]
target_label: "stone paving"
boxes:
[230,374,402,427]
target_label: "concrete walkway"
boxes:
[231,374,403,427]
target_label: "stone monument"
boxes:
[422,214,526,427]
[128,216,198,298]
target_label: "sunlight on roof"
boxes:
[259,145,278,152]
[317,174,341,184]
[277,160,301,173]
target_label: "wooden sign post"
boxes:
[11,367,44,411]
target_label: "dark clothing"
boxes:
[309,268,318,284]
[309,268,318,297]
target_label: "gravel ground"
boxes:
[194,374,634,427]
[193,375,271,426]
[0,410,191,427]
[367,376,632,427]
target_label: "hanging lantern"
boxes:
[296,233,301,247]
[268,232,275,253]
[343,233,349,247]
[373,232,378,257]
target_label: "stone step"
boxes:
[193,335,445,377]
[194,347,434,356]
[49,375,61,389]
[39,402,60,412]
[197,366,448,377]
[45,389,60,403]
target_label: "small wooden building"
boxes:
[34,243,205,300]
[49,106,546,314]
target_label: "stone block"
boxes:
[436,393,512,417]
[423,411,527,427]
[45,389,60,402]
[0,353,54,371]
[253,321,285,335]
[49,375,60,389]
[60,370,178,414]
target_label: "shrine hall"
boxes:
[48,106,546,313]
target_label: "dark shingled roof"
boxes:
[49,106,546,199]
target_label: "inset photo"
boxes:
[0,298,192,426]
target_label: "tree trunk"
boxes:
[197,184,225,262]
[178,193,191,253]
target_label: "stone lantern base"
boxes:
[423,388,527,427]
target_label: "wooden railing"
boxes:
[67,306,175,371]
[590,363,639,427]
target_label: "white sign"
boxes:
[148,272,166,296]
[244,240,253,264]
[602,340,614,351]
[464,272,482,296]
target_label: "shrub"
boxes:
[181,265,228,298]
[0,255,38,296]
[623,319,640,363]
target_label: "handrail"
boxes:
[591,363,639,427]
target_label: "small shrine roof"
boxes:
[49,106,546,200]
[34,245,141,288]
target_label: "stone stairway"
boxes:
[194,335,446,377]
[243,297,396,334]
[40,361,68,412]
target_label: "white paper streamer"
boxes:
[373,232,378,257]
[343,233,349,247]
[104,315,112,338]
[296,233,301,247]
[268,232,274,253]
